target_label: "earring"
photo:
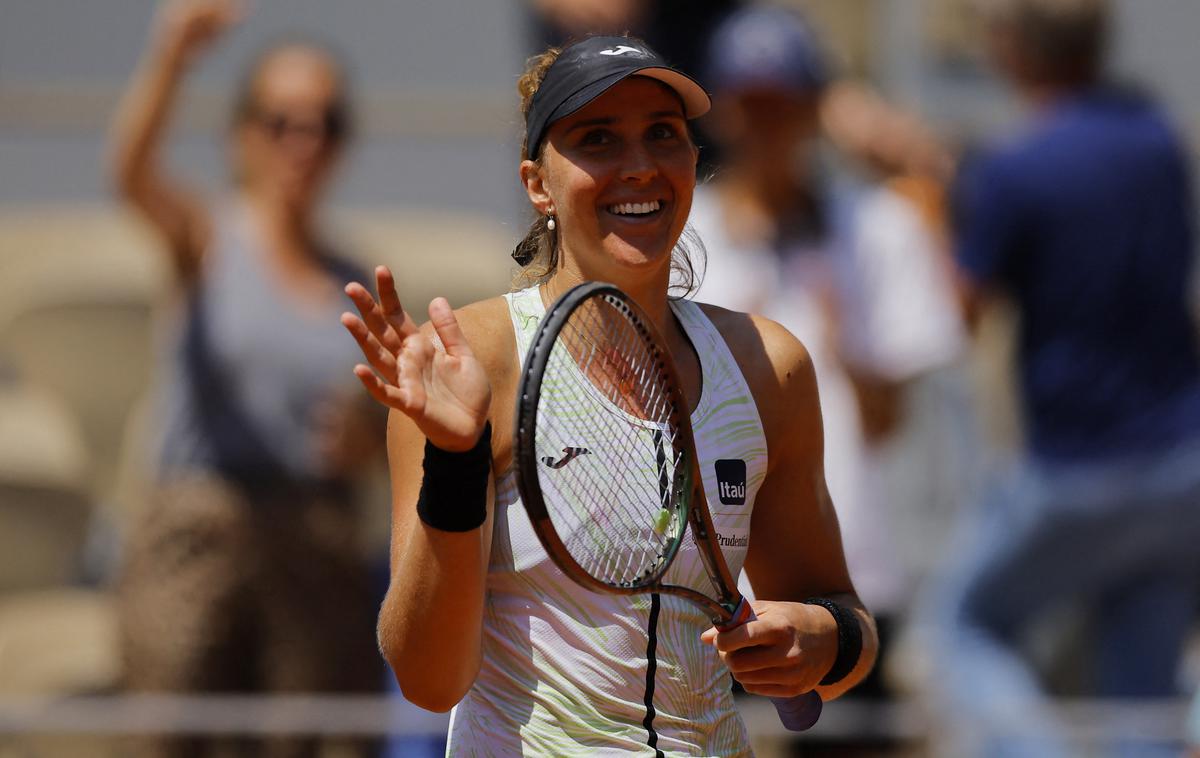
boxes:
[546,215,556,231]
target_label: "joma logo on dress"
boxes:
[542,447,591,469]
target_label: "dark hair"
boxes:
[511,39,705,298]
[980,0,1109,86]
[231,37,355,141]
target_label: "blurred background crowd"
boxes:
[2,0,1200,756]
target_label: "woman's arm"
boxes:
[704,311,878,701]
[342,267,503,711]
[108,0,239,277]
[376,405,496,711]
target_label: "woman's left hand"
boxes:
[700,600,838,698]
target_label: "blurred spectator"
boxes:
[109,0,382,754]
[820,81,980,597]
[689,4,971,709]
[1190,688,1200,758]
[923,0,1200,754]
[822,80,957,256]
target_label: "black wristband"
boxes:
[801,598,863,686]
[416,423,492,532]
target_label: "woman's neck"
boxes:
[544,257,675,339]
[241,190,316,259]
[542,253,701,412]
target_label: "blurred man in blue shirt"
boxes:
[928,0,1200,755]
[956,28,1200,462]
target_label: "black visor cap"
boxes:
[524,36,711,159]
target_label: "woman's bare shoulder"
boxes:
[695,302,819,448]
[696,303,813,389]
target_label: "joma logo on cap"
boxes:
[714,459,747,505]
[599,45,645,57]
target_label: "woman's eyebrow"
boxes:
[560,108,686,139]
[564,117,617,135]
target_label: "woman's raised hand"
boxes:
[155,0,244,67]
[342,266,492,452]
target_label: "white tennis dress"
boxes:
[446,286,769,757]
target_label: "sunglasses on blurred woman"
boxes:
[247,106,348,146]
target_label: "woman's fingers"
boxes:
[375,266,419,336]
[724,642,797,674]
[341,313,399,379]
[352,365,411,411]
[376,266,401,310]
[730,665,802,687]
[354,362,429,417]
[345,282,406,353]
[344,313,433,411]
[704,602,834,694]
[343,270,489,441]
[427,297,474,359]
[709,619,780,654]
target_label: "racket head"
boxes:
[514,282,696,597]
[514,283,824,732]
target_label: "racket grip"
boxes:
[720,597,823,732]
[769,692,823,731]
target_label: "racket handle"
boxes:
[769,691,823,731]
[720,597,824,732]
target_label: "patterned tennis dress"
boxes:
[446,287,769,756]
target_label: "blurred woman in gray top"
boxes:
[109,0,381,754]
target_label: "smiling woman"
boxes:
[523,76,696,288]
[341,34,878,756]
[511,43,707,297]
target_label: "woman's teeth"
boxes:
[608,200,662,216]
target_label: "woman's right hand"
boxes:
[154,0,243,66]
[342,266,493,452]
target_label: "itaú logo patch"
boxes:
[714,459,747,505]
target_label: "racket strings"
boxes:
[551,314,670,577]
[536,295,688,588]
[563,300,669,422]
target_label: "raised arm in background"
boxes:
[108,0,242,278]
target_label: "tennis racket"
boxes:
[513,281,822,732]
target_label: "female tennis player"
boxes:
[343,36,877,755]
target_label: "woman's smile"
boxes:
[599,196,670,238]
